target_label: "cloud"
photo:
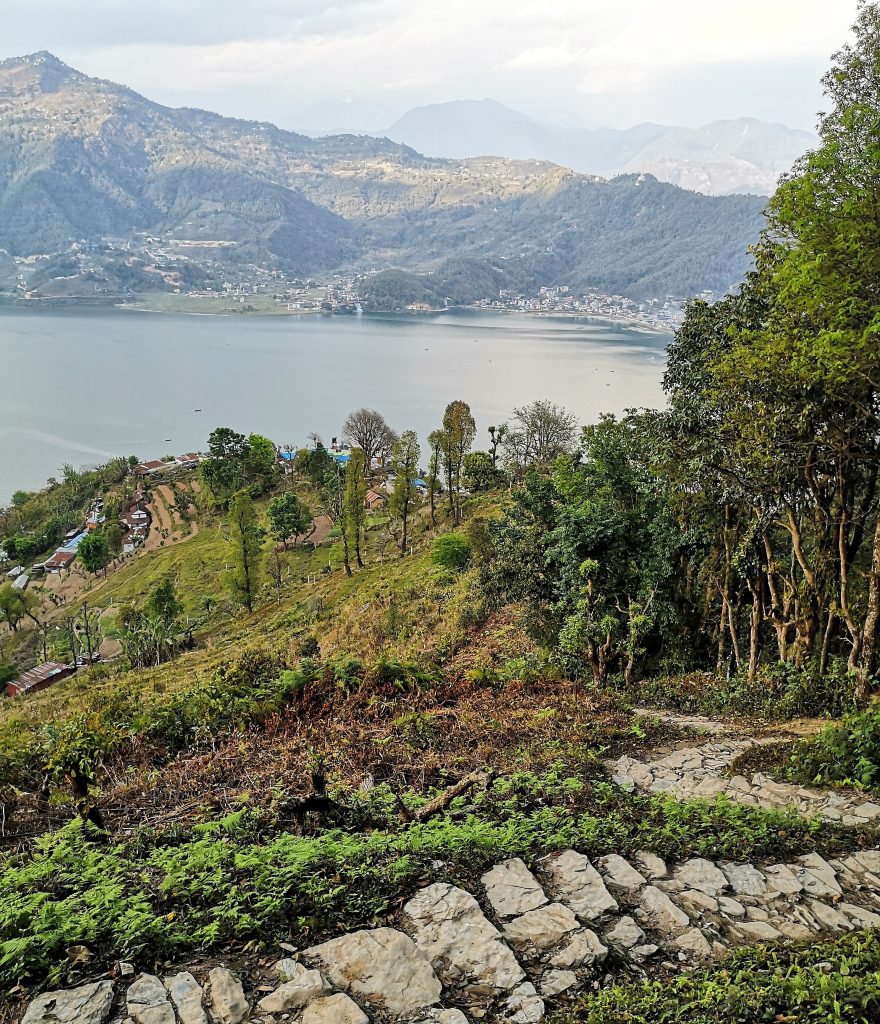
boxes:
[4,0,861,130]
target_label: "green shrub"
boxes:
[786,707,880,791]
[431,533,471,570]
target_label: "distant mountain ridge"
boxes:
[384,100,816,196]
[0,53,767,299]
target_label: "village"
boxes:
[1,438,431,700]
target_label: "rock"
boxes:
[719,863,767,897]
[670,928,713,959]
[597,855,647,891]
[257,971,329,1013]
[301,993,368,1024]
[630,943,660,959]
[420,1012,470,1024]
[503,982,544,1024]
[775,920,816,941]
[840,902,880,928]
[604,916,646,950]
[852,851,880,875]
[119,963,136,978]
[676,889,718,915]
[763,864,803,896]
[22,982,115,1024]
[540,970,577,997]
[404,883,525,993]
[549,929,608,968]
[733,920,782,942]
[804,898,854,933]
[482,859,548,918]
[503,903,579,952]
[165,973,208,1024]
[273,958,306,983]
[673,859,729,896]
[206,968,249,1024]
[717,896,746,919]
[543,850,618,921]
[127,975,175,1024]
[639,886,690,934]
[633,851,668,880]
[796,854,843,898]
[306,927,441,1016]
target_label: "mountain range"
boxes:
[383,99,817,197]
[0,52,769,300]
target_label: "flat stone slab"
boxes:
[503,902,579,951]
[543,850,618,920]
[23,982,115,1024]
[482,858,548,918]
[306,927,441,1015]
[404,883,525,993]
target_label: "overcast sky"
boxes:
[1,0,861,132]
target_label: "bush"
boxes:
[785,707,880,791]
[432,533,471,571]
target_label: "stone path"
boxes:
[22,846,880,1024]
[611,726,880,827]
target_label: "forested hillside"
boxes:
[0,53,764,298]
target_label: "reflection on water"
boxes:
[0,308,671,501]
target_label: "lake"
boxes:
[0,307,670,502]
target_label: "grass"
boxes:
[549,930,880,1024]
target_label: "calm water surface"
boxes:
[0,308,670,502]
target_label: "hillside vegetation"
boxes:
[4,10,880,1024]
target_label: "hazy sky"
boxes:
[1,0,861,131]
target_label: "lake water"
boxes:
[0,307,670,502]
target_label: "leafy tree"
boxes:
[246,433,278,482]
[298,445,335,489]
[144,578,183,627]
[342,450,367,572]
[225,491,264,612]
[463,451,503,492]
[78,531,109,576]
[267,492,312,549]
[502,400,578,472]
[343,409,397,473]
[435,401,476,524]
[388,430,421,556]
[201,427,249,501]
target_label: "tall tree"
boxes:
[437,400,476,525]
[388,430,421,556]
[343,449,367,569]
[342,409,397,474]
[78,531,109,576]
[502,400,578,471]
[226,490,264,612]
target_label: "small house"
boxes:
[364,488,387,511]
[11,573,28,592]
[6,661,76,698]
[44,550,77,574]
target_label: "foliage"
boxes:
[267,492,312,549]
[463,451,503,492]
[77,531,109,575]
[550,930,880,1024]
[432,533,471,571]
[785,707,880,792]
[388,430,422,556]
[224,491,264,611]
[0,766,848,989]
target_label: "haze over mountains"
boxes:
[0,52,769,300]
[383,99,817,197]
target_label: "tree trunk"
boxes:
[858,512,880,685]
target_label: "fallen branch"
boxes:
[395,770,490,824]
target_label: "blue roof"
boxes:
[332,452,350,464]
[61,532,87,552]
[280,451,295,461]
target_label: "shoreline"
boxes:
[1,296,674,335]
